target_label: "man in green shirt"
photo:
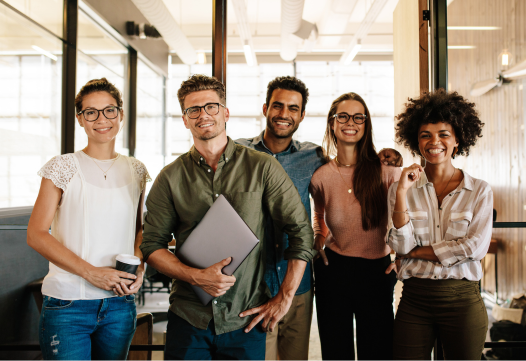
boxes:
[140,74,316,360]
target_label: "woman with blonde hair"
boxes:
[27,78,150,360]
[309,92,400,360]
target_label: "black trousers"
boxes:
[314,249,396,360]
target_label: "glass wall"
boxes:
[75,10,128,154]
[446,0,526,302]
[135,59,164,195]
[0,4,63,207]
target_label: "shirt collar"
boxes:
[189,137,237,166]
[417,168,474,191]
[251,130,298,155]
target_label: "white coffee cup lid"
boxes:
[116,254,141,265]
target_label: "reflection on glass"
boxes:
[0,3,62,207]
[75,10,128,154]
[3,0,63,38]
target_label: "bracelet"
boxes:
[393,209,408,214]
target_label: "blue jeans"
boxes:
[164,311,266,360]
[39,295,137,360]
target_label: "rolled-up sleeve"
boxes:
[140,171,179,261]
[432,188,493,267]
[386,182,418,255]
[309,180,329,238]
[263,158,316,262]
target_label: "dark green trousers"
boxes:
[393,278,488,360]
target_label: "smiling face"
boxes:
[76,91,123,144]
[263,89,305,139]
[331,100,366,146]
[182,90,229,141]
[418,122,459,164]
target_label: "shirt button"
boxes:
[213,300,217,304]
[208,169,211,173]
[277,267,281,270]
[273,155,276,158]
[200,157,203,161]
[226,158,228,161]
[216,194,219,197]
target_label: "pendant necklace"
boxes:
[335,157,355,194]
[84,150,119,180]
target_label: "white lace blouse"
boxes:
[38,151,151,300]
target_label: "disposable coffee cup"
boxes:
[116,254,141,279]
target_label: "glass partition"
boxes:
[3,0,63,37]
[0,3,63,207]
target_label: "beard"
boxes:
[266,116,300,139]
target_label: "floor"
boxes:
[137,281,496,361]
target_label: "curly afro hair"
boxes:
[395,89,484,157]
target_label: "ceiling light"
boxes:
[343,40,362,65]
[498,49,513,72]
[197,52,206,65]
[243,41,255,66]
[447,45,476,50]
[447,26,501,30]
[32,45,57,61]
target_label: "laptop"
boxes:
[175,195,260,305]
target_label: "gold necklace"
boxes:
[335,160,354,194]
[429,168,456,199]
[335,156,355,167]
[83,150,119,180]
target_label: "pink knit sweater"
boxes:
[309,160,401,259]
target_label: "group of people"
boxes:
[27,73,492,360]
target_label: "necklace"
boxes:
[335,160,354,193]
[335,156,355,167]
[429,168,456,200]
[83,150,119,180]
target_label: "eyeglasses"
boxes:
[78,106,122,122]
[333,112,367,125]
[184,103,225,119]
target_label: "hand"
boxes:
[313,235,328,265]
[113,270,144,296]
[84,266,136,291]
[398,163,424,191]
[239,292,292,333]
[385,262,397,274]
[193,257,236,297]
[379,148,403,167]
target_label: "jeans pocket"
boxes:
[44,296,74,310]
[124,294,136,303]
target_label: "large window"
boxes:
[75,9,128,154]
[135,59,164,194]
[0,4,63,207]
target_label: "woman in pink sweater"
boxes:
[309,92,401,360]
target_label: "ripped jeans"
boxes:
[39,295,137,360]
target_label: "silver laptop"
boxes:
[175,195,260,305]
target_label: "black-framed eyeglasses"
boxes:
[184,103,225,119]
[333,112,367,125]
[78,106,122,122]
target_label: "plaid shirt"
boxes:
[387,170,493,281]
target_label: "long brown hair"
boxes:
[322,92,386,231]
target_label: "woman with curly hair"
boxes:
[388,89,493,360]
[309,93,400,360]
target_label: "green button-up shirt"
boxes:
[140,137,315,335]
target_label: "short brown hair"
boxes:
[177,74,226,112]
[395,89,484,157]
[75,78,123,114]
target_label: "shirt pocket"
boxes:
[446,211,473,240]
[408,210,430,245]
[226,191,263,234]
